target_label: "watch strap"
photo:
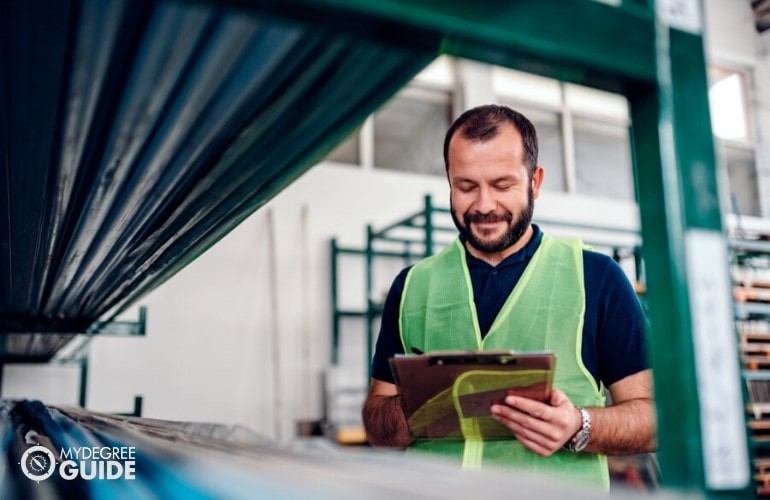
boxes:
[566,406,591,452]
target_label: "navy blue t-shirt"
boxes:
[371,225,649,389]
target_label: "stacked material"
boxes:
[0,400,677,499]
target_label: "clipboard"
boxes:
[389,350,555,440]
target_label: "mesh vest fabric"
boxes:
[398,234,609,490]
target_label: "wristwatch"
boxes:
[566,407,591,452]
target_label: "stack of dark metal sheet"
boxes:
[1,399,676,499]
[0,0,433,354]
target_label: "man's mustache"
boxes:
[465,212,513,224]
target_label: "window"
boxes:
[323,57,639,202]
[709,67,752,143]
[507,105,566,192]
[493,66,634,201]
[373,86,452,176]
[326,125,361,165]
[321,56,456,174]
[573,117,633,200]
[720,145,760,217]
[708,66,760,217]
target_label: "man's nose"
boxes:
[475,187,496,214]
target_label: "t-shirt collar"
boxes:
[461,224,543,269]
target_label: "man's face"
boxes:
[447,123,543,257]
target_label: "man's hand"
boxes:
[491,370,657,456]
[490,388,581,457]
[362,379,415,448]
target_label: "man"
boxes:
[361,104,656,490]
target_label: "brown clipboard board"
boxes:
[389,350,555,440]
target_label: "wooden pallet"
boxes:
[749,419,770,441]
[749,420,770,430]
[735,287,770,303]
[748,403,770,419]
[743,332,770,343]
[743,355,770,370]
[756,458,770,474]
[755,459,770,496]
[743,342,770,355]
[740,281,770,290]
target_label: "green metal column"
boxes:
[79,357,89,408]
[366,224,375,376]
[630,1,750,494]
[330,238,340,364]
[423,195,434,257]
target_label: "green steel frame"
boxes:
[330,196,454,367]
[322,0,752,493]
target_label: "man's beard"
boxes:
[451,186,534,254]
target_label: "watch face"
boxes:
[572,430,590,452]
[568,407,591,452]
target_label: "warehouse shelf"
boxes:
[736,302,770,319]
[744,371,770,381]
[731,225,770,496]
[0,307,147,410]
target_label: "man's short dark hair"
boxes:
[443,104,539,177]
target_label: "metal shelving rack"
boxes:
[330,195,454,367]
[730,234,770,495]
[0,307,147,412]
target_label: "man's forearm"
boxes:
[584,398,657,455]
[362,394,414,448]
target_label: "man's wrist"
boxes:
[566,407,591,452]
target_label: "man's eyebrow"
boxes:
[491,175,518,183]
[451,174,520,184]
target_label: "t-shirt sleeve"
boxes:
[370,267,411,383]
[589,252,650,387]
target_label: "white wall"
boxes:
[91,164,451,438]
[5,0,768,441]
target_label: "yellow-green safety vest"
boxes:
[399,234,609,490]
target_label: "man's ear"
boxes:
[531,165,545,199]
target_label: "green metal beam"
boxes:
[630,2,751,494]
[233,0,656,91]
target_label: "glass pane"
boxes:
[496,101,566,192]
[325,126,360,165]
[722,146,760,217]
[564,83,629,121]
[373,88,451,175]
[709,68,751,142]
[491,66,561,107]
[574,117,634,200]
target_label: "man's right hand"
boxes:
[362,379,414,448]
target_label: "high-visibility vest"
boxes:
[399,234,609,490]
